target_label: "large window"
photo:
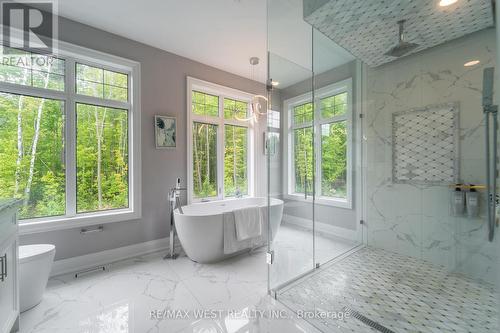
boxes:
[192,122,218,198]
[187,78,254,203]
[284,79,352,208]
[76,103,129,213]
[224,124,248,196]
[0,93,65,219]
[0,43,140,230]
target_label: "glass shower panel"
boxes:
[364,27,499,279]
[270,0,499,332]
[266,0,316,291]
[267,52,315,290]
[311,27,364,266]
[362,18,499,333]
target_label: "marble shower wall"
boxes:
[364,28,499,285]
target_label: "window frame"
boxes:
[283,79,353,209]
[186,77,254,204]
[0,39,141,234]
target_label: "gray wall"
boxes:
[278,61,359,230]
[20,16,265,260]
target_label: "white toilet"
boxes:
[19,244,56,312]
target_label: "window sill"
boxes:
[18,209,141,235]
[283,193,352,209]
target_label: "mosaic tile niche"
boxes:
[392,103,459,185]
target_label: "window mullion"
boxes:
[65,58,77,217]
[73,94,130,110]
[0,81,66,100]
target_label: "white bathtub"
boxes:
[174,197,283,263]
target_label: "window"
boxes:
[192,121,218,198]
[321,121,347,198]
[187,78,254,203]
[0,42,140,231]
[267,110,280,129]
[293,125,313,194]
[284,79,352,208]
[0,93,65,219]
[192,91,218,117]
[224,125,248,196]
[0,46,65,91]
[224,98,248,120]
[76,63,128,102]
[76,103,129,213]
[266,110,280,157]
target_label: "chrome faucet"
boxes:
[169,185,187,214]
[165,178,187,260]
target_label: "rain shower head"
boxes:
[385,20,419,58]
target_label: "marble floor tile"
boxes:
[278,247,499,333]
[20,224,347,333]
[271,223,359,287]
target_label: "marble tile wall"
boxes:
[364,28,499,285]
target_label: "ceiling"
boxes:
[56,0,354,87]
[268,0,355,88]
[305,0,495,67]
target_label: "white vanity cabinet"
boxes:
[0,200,21,333]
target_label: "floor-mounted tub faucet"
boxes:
[164,178,187,260]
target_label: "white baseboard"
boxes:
[51,237,181,277]
[282,214,357,241]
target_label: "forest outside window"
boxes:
[285,79,352,208]
[0,43,140,229]
[187,78,253,203]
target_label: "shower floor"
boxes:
[278,247,499,333]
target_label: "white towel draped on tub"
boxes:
[223,207,263,254]
[233,206,262,240]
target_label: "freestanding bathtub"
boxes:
[174,197,283,263]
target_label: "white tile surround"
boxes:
[19,224,358,333]
[364,28,500,284]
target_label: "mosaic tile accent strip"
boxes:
[278,247,498,333]
[304,0,494,67]
[392,103,459,184]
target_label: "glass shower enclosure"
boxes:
[267,0,499,331]
[266,0,365,292]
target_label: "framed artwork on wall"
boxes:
[155,115,176,149]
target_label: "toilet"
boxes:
[19,244,56,312]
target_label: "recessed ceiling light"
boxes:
[439,0,458,7]
[464,60,480,67]
[271,81,279,86]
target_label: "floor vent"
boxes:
[343,307,395,333]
